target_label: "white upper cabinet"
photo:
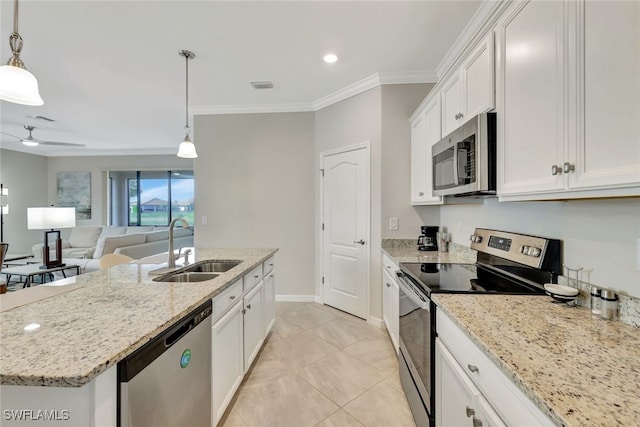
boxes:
[441,72,464,137]
[411,95,443,205]
[442,33,495,137]
[497,0,640,200]
[496,0,567,196]
[570,0,640,191]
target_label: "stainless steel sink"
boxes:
[183,260,242,273]
[160,272,220,283]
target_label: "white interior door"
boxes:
[321,145,369,319]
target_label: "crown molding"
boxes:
[188,70,438,115]
[190,103,314,116]
[436,0,507,78]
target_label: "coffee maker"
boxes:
[417,226,439,251]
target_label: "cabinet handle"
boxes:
[454,113,459,120]
[551,164,563,176]
[467,364,479,373]
[386,283,391,288]
[466,406,475,418]
[254,275,259,279]
[247,304,251,310]
[563,162,575,174]
[459,112,463,120]
[229,295,236,300]
[418,192,424,196]
[473,416,483,427]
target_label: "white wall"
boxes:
[315,84,433,320]
[0,149,48,253]
[193,112,316,298]
[381,84,441,239]
[441,197,640,297]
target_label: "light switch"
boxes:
[201,216,208,226]
[390,218,399,231]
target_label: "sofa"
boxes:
[32,225,194,273]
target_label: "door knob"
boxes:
[354,240,365,245]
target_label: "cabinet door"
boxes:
[477,395,507,427]
[262,270,275,336]
[411,113,428,203]
[441,72,463,136]
[212,301,244,425]
[243,281,264,372]
[382,268,399,352]
[570,0,640,190]
[411,98,443,206]
[496,0,567,196]
[436,339,481,427]
[463,33,495,120]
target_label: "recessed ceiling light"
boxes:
[251,81,274,89]
[24,323,41,331]
[323,54,338,64]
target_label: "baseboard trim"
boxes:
[275,294,318,302]
[367,316,385,329]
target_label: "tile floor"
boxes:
[219,302,416,427]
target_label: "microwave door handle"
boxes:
[452,144,459,185]
[397,275,430,310]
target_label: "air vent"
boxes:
[251,81,274,89]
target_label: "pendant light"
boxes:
[177,49,198,158]
[0,0,43,106]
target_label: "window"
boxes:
[109,170,194,227]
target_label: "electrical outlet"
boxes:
[390,218,399,231]
[201,215,208,226]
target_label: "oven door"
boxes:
[397,273,432,426]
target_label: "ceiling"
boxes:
[0,0,482,157]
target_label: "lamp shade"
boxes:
[27,207,76,230]
[0,64,44,106]
[177,136,198,158]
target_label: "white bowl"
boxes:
[544,283,579,297]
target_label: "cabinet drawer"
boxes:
[263,256,275,276]
[382,253,399,275]
[243,264,263,292]
[436,310,554,427]
[213,279,242,322]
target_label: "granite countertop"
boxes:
[433,294,640,426]
[0,247,277,387]
[382,240,477,264]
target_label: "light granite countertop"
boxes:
[0,247,277,387]
[382,240,477,264]
[433,294,640,427]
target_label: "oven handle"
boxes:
[397,272,430,311]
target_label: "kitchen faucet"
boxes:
[168,218,190,268]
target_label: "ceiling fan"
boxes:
[1,125,85,147]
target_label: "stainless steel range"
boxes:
[396,228,562,427]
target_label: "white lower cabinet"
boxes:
[243,280,264,372]
[211,301,244,425]
[262,270,276,336]
[211,258,276,426]
[436,339,505,427]
[436,310,554,427]
[382,254,400,353]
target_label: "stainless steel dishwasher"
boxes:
[118,300,212,427]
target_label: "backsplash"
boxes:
[559,275,640,328]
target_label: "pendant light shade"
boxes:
[0,0,43,106]
[177,135,198,158]
[177,49,198,158]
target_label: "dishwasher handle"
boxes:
[165,321,193,348]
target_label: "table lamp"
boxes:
[27,207,76,269]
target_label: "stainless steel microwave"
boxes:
[432,112,496,197]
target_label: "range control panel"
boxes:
[470,228,560,270]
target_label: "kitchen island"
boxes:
[433,294,640,427]
[0,247,277,426]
